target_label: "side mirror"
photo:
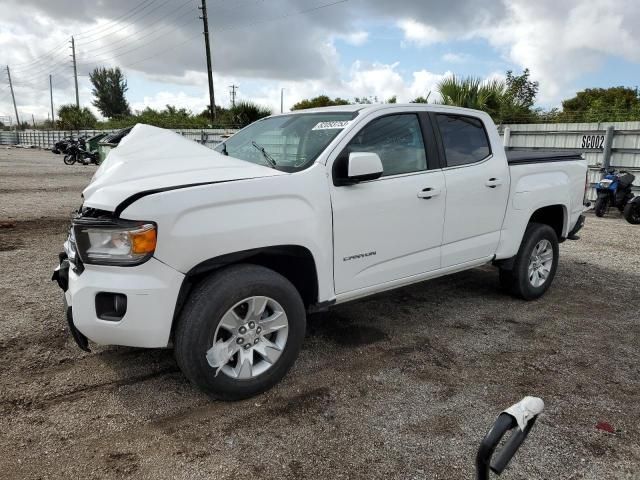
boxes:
[346,152,383,183]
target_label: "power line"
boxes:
[75,18,202,74]
[75,0,158,39]
[8,7,196,82]
[2,0,350,114]
[71,36,79,108]
[78,0,177,46]
[77,3,198,61]
[6,66,20,127]
[200,0,215,121]
[8,0,158,71]
[229,84,239,107]
[214,0,349,32]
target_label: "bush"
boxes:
[57,105,97,130]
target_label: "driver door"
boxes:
[330,112,445,295]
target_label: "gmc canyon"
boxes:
[53,104,587,400]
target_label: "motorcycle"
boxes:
[624,197,640,224]
[594,168,635,219]
[52,137,73,155]
[476,396,544,479]
[63,138,99,166]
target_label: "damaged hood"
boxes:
[83,124,284,212]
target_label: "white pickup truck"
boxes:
[53,104,587,400]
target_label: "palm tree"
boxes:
[437,75,506,120]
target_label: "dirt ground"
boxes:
[0,148,639,480]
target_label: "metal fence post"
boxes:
[602,125,615,172]
[503,127,511,148]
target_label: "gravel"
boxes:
[1,148,639,479]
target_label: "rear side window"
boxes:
[436,114,491,167]
[346,114,427,177]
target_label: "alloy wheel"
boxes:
[528,239,553,288]
[206,296,289,379]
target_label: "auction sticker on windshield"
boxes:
[312,121,351,130]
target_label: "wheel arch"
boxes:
[528,204,567,240]
[495,203,567,270]
[170,245,320,338]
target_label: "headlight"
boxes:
[73,219,157,266]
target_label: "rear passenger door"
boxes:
[433,113,509,267]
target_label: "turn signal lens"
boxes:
[131,226,157,254]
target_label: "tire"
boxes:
[63,154,76,165]
[174,264,306,401]
[594,197,608,217]
[500,223,559,301]
[624,201,640,224]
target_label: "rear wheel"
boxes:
[624,201,640,224]
[499,223,559,300]
[174,264,306,401]
[594,197,608,217]
[63,154,76,165]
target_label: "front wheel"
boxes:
[624,201,640,224]
[499,223,559,300]
[594,196,608,217]
[175,264,306,401]
[63,154,76,165]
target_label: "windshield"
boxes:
[215,112,357,172]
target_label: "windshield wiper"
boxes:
[220,142,228,156]
[251,141,277,168]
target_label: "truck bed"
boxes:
[506,150,583,165]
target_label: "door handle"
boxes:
[417,187,441,199]
[485,177,503,188]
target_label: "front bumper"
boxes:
[53,255,185,349]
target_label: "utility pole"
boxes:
[49,74,55,124]
[199,0,216,123]
[229,84,238,108]
[280,88,285,114]
[6,65,20,129]
[70,36,79,108]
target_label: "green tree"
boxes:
[229,101,272,127]
[89,67,131,118]
[560,87,640,122]
[291,95,350,110]
[353,96,374,104]
[56,104,97,129]
[437,75,506,119]
[505,69,538,109]
[411,93,431,103]
[386,95,397,104]
[500,69,539,123]
[499,69,538,122]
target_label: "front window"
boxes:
[344,114,427,177]
[215,112,357,172]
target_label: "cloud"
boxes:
[398,19,446,46]
[478,0,640,102]
[442,53,468,64]
[337,31,369,46]
[2,0,640,121]
[393,0,640,103]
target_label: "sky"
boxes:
[1,0,639,124]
